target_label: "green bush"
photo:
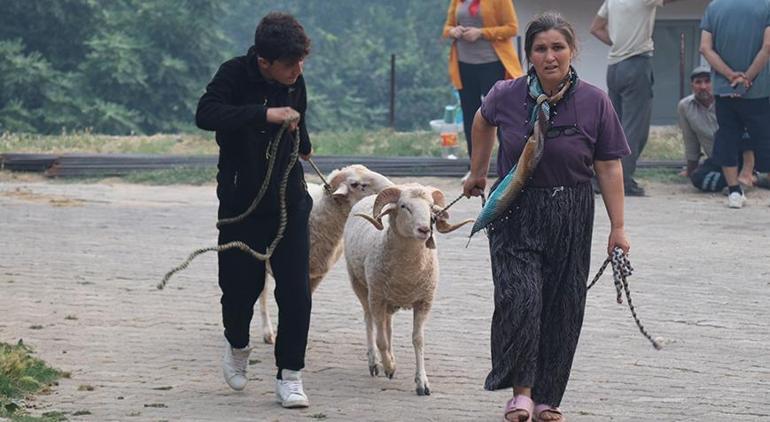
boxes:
[0,340,64,419]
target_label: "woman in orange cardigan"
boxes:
[443,0,524,173]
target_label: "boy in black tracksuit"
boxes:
[195,12,313,408]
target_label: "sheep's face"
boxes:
[356,184,474,248]
[390,190,434,242]
[329,165,393,205]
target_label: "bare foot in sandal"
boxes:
[505,409,530,422]
[534,404,565,422]
[537,410,564,421]
[504,395,534,422]
[505,411,530,421]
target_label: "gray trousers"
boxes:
[484,183,594,407]
[607,55,653,184]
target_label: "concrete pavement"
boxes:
[1,176,769,421]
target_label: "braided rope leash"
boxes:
[305,156,333,194]
[157,118,300,290]
[438,191,486,217]
[587,247,662,350]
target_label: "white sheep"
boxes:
[258,165,393,344]
[343,183,473,395]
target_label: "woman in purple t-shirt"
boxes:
[462,13,631,422]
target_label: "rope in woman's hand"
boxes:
[588,247,662,350]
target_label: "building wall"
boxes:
[513,0,711,91]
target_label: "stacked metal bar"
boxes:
[0,153,60,172]
[0,153,683,178]
[43,154,218,178]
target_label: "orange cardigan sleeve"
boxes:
[443,0,459,38]
[480,0,519,40]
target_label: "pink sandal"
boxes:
[534,404,565,422]
[503,395,534,422]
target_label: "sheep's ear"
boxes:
[329,170,348,189]
[332,183,349,199]
[435,218,474,234]
[430,189,446,208]
[375,173,395,190]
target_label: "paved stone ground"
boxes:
[1,174,769,421]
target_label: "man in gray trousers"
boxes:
[591,0,686,196]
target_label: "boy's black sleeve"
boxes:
[296,77,312,155]
[196,60,267,132]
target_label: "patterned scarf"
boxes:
[526,66,578,124]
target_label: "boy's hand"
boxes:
[300,147,312,161]
[266,107,300,131]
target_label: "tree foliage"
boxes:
[0,0,462,134]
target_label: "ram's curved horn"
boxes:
[435,218,474,234]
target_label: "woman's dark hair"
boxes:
[254,12,311,63]
[524,12,577,60]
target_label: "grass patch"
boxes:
[1,129,452,158]
[312,129,450,157]
[0,131,216,155]
[642,126,684,161]
[0,340,64,420]
[122,167,216,185]
[1,127,684,160]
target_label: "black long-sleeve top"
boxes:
[196,46,312,218]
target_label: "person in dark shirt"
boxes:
[700,0,770,208]
[463,12,630,422]
[195,12,313,409]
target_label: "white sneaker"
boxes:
[222,339,250,391]
[275,369,310,408]
[727,191,746,209]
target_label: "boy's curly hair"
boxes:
[254,12,311,63]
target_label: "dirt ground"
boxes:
[1,173,769,421]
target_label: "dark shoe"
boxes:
[756,173,770,190]
[624,183,646,197]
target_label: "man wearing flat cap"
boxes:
[678,65,758,192]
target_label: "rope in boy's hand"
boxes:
[158,119,300,290]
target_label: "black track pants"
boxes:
[218,192,312,371]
